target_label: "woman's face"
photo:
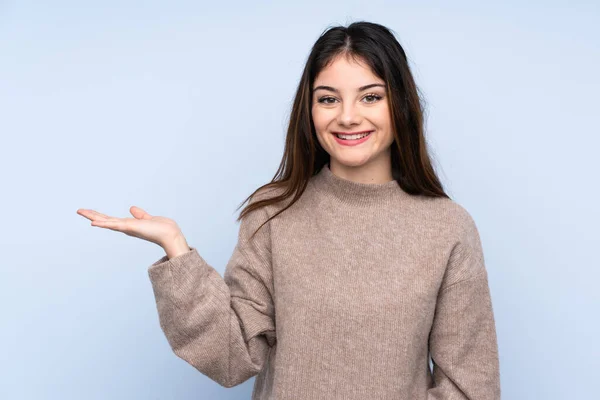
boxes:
[311,54,395,178]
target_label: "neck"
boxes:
[311,163,411,208]
[328,158,394,185]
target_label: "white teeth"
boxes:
[335,132,371,140]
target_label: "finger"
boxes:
[91,218,129,232]
[77,209,111,221]
[130,206,153,220]
[88,210,111,219]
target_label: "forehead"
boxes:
[314,55,383,87]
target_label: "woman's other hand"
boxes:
[76,206,189,258]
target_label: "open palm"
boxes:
[76,206,183,248]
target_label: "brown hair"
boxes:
[236,21,449,240]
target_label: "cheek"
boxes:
[311,107,326,128]
[371,109,393,136]
[311,109,326,142]
[371,104,391,125]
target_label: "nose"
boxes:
[337,102,362,127]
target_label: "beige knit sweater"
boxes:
[147,164,501,399]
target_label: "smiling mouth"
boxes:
[332,131,373,140]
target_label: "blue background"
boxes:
[1,1,598,399]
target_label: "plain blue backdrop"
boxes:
[1,1,598,399]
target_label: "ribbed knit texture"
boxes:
[147,164,501,399]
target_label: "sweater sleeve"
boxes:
[147,195,276,388]
[427,211,501,400]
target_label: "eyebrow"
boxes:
[312,83,386,93]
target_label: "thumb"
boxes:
[130,206,153,220]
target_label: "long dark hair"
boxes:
[237,21,449,239]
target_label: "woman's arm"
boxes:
[147,193,276,388]
[427,211,501,399]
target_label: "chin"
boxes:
[330,156,371,168]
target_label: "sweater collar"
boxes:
[311,163,410,207]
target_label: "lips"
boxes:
[331,130,373,136]
[331,130,373,146]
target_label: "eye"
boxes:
[317,96,337,104]
[316,94,383,104]
[363,94,382,103]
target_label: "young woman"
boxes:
[77,21,501,400]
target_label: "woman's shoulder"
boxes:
[248,184,292,211]
[250,183,286,203]
[408,194,481,237]
[244,183,298,223]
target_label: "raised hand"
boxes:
[76,206,185,250]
